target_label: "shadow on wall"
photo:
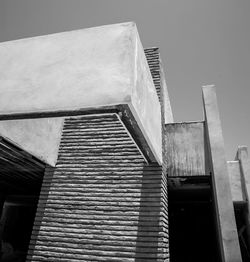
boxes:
[135,163,165,262]
[28,163,166,261]
[26,165,55,261]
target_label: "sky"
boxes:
[0,0,250,160]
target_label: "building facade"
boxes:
[0,22,249,262]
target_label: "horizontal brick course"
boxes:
[27,113,168,262]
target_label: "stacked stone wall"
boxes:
[27,113,168,262]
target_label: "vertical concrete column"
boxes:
[237,146,250,249]
[202,85,242,262]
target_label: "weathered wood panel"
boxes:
[165,122,207,177]
[27,113,169,262]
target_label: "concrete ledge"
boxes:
[0,104,160,166]
[0,117,64,166]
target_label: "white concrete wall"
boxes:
[0,118,64,166]
[0,22,163,163]
[130,27,162,163]
[0,23,134,113]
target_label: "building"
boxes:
[0,22,249,262]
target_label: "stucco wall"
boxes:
[0,22,163,164]
[0,23,134,114]
[130,29,162,163]
[0,118,64,166]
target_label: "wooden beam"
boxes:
[202,85,242,262]
[236,146,250,250]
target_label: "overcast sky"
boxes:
[0,0,250,160]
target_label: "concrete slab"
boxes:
[202,85,242,262]
[0,117,64,166]
[0,22,162,163]
[165,122,207,177]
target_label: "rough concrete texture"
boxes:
[237,146,250,202]
[227,161,244,202]
[165,122,207,177]
[0,22,162,163]
[236,146,250,253]
[28,114,168,261]
[0,118,64,166]
[160,60,174,124]
[203,85,242,262]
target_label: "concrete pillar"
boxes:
[237,146,250,249]
[202,85,242,262]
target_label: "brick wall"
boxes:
[27,113,168,262]
[145,47,169,260]
[144,48,161,101]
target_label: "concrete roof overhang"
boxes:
[0,22,162,165]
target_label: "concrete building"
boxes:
[0,22,248,262]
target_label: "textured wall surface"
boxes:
[144,48,161,101]
[27,113,169,262]
[144,48,169,260]
[165,122,208,177]
[144,48,173,124]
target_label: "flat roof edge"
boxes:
[0,104,162,165]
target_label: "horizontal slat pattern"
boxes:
[145,48,169,260]
[0,137,45,193]
[145,48,161,101]
[145,47,173,125]
[28,113,168,262]
[160,152,169,261]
